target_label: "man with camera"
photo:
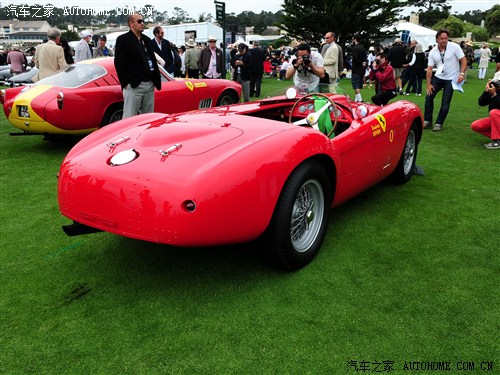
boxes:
[368,52,397,106]
[285,43,325,93]
[471,78,500,149]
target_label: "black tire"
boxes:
[267,160,331,271]
[390,121,419,184]
[216,90,239,106]
[100,103,124,127]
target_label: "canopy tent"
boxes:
[383,22,436,50]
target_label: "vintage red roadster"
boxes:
[1,58,241,136]
[58,87,423,270]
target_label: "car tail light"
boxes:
[0,89,5,105]
[57,91,64,109]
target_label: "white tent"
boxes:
[391,22,436,50]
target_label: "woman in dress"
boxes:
[478,42,491,80]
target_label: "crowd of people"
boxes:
[1,15,499,149]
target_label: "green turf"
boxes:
[1,67,498,374]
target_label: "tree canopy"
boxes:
[279,0,403,49]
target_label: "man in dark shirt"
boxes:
[114,12,161,119]
[150,26,175,76]
[388,37,406,93]
[249,40,265,97]
[471,78,500,149]
[351,35,366,102]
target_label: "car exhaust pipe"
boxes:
[62,221,103,236]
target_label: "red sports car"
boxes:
[58,88,423,270]
[1,58,241,135]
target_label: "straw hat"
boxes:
[465,40,473,47]
[185,39,196,47]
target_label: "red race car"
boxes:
[1,58,241,136]
[58,88,423,270]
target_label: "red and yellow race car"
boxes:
[1,58,241,136]
[58,87,424,271]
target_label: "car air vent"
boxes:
[199,98,213,109]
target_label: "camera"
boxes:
[490,79,500,89]
[375,59,381,65]
[302,55,311,66]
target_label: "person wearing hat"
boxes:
[33,28,68,82]
[231,43,254,102]
[6,45,27,75]
[388,37,406,94]
[198,36,223,79]
[184,39,200,78]
[75,30,93,62]
[93,35,113,58]
[465,40,474,66]
[114,12,161,119]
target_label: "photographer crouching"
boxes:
[471,78,500,149]
[286,43,325,93]
[368,52,397,106]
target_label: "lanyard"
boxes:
[439,47,446,64]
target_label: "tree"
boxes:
[404,0,450,12]
[484,5,500,37]
[418,8,450,27]
[433,15,464,37]
[279,0,403,50]
[456,9,487,25]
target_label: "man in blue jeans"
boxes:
[424,29,467,131]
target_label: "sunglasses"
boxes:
[135,19,144,24]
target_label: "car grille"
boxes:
[199,98,213,109]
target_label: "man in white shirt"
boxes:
[285,43,325,93]
[424,29,467,131]
[74,30,93,62]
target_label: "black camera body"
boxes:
[302,55,311,66]
[490,79,500,89]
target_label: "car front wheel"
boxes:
[216,90,239,106]
[267,160,331,271]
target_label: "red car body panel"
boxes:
[58,94,423,247]
[2,58,241,135]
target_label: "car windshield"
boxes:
[35,64,107,88]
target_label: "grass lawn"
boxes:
[1,65,499,374]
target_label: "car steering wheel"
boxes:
[288,93,339,138]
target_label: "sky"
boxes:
[3,0,499,19]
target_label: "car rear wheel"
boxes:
[100,104,124,127]
[267,160,331,271]
[216,90,239,106]
[390,121,419,184]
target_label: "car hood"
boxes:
[101,112,293,157]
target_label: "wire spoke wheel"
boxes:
[290,179,324,252]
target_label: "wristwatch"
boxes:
[459,72,465,76]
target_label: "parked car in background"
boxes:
[1,58,241,136]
